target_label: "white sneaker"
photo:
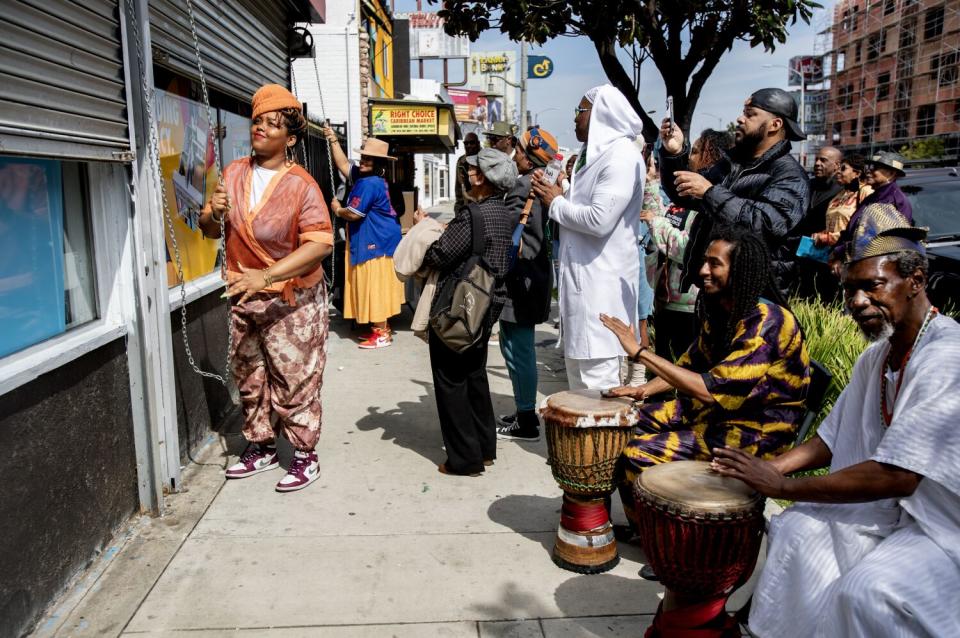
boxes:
[275,450,320,492]
[225,444,279,479]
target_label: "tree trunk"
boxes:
[590,36,660,142]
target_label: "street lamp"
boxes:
[534,107,558,125]
[702,112,725,129]
[763,63,806,165]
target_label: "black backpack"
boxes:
[429,205,497,352]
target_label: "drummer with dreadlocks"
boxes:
[199,84,333,492]
[599,225,811,529]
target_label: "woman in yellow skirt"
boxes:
[323,130,404,348]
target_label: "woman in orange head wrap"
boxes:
[198,83,333,492]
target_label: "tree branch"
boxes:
[590,35,659,141]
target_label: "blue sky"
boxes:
[395,1,835,149]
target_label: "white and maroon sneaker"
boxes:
[225,443,279,479]
[275,450,320,492]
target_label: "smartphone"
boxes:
[666,96,674,135]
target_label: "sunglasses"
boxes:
[574,106,591,116]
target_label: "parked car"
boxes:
[900,167,960,310]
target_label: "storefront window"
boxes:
[0,156,97,358]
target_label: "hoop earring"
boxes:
[250,148,256,159]
[285,145,295,165]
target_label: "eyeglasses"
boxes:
[574,107,591,116]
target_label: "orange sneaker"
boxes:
[358,328,392,349]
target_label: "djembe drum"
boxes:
[542,389,637,574]
[634,461,765,637]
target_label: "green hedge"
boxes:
[789,298,867,441]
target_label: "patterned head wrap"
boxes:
[519,126,559,168]
[845,203,928,264]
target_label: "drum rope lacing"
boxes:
[560,498,611,532]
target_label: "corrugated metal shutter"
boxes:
[149,0,290,103]
[0,0,130,162]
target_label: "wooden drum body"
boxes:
[634,461,765,635]
[541,390,636,574]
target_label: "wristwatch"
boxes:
[630,345,648,363]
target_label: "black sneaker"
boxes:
[495,412,517,428]
[496,410,541,441]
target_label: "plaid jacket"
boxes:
[424,195,514,327]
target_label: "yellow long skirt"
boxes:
[343,237,404,324]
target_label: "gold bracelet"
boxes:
[262,270,274,287]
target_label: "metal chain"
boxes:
[289,68,312,171]
[124,0,228,385]
[184,0,232,381]
[310,50,338,293]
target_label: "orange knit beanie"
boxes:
[251,84,301,119]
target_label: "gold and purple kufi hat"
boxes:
[845,203,927,264]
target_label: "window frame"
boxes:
[0,162,133,396]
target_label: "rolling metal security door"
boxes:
[0,0,130,162]
[148,0,289,103]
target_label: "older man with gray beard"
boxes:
[713,203,960,638]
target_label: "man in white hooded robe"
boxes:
[712,204,960,638]
[532,84,646,390]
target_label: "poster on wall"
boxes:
[154,89,221,286]
[220,109,253,164]
[449,88,488,135]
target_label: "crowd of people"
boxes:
[200,82,957,636]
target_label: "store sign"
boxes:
[789,55,824,85]
[472,53,510,74]
[371,105,438,135]
[527,55,554,79]
[396,11,469,59]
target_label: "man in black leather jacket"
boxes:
[658,88,810,290]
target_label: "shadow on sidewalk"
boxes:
[354,378,519,467]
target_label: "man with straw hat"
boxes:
[714,203,960,637]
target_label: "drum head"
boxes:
[637,460,759,514]
[543,390,636,428]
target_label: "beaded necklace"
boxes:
[880,306,938,427]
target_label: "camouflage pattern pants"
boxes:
[229,284,328,451]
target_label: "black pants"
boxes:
[654,308,698,362]
[428,328,497,474]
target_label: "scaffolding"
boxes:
[825,0,960,162]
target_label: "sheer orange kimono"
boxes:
[222,158,333,451]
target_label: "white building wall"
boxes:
[407,79,460,209]
[292,3,363,156]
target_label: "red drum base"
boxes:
[644,598,741,638]
[551,494,619,574]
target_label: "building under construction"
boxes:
[826,0,960,161]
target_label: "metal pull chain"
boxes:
[291,51,340,293]
[124,0,228,385]
[184,0,233,382]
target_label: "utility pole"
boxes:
[520,41,527,130]
[416,0,424,79]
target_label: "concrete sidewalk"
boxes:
[35,307,759,637]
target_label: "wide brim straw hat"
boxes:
[354,137,397,161]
